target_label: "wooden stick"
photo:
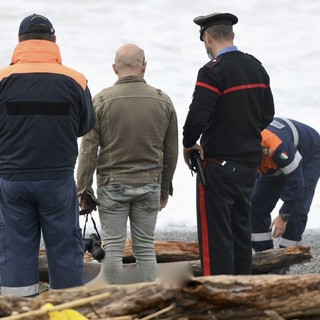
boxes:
[96,317,134,320]
[264,310,286,320]
[1,291,111,320]
[139,303,176,320]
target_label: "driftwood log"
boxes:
[37,241,313,282]
[1,274,320,319]
[123,239,200,263]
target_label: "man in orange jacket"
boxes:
[0,14,95,296]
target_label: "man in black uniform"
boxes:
[183,12,275,275]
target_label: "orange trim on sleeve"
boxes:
[0,63,87,91]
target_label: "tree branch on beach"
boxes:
[1,274,320,319]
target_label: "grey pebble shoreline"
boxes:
[285,228,320,275]
[0,228,318,294]
[0,228,318,288]
[155,227,320,275]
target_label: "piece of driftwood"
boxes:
[252,245,313,274]
[116,239,313,271]
[37,243,313,282]
[1,274,320,319]
[183,246,314,276]
[123,239,200,263]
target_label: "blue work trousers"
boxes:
[0,177,84,296]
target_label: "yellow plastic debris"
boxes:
[43,303,89,320]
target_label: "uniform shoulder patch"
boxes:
[245,53,261,64]
[279,151,289,160]
[205,57,222,68]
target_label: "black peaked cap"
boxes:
[194,12,238,41]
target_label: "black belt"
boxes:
[207,157,227,166]
[208,157,257,169]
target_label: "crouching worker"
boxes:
[0,14,95,296]
[251,117,320,251]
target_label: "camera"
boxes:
[83,233,105,261]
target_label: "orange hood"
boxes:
[12,40,62,65]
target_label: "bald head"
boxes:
[113,43,146,78]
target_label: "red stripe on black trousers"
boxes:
[199,182,211,275]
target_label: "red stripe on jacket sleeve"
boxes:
[196,82,222,95]
[196,82,268,96]
[224,83,269,94]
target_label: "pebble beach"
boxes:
[286,228,320,275]
[0,228,318,291]
[154,227,320,275]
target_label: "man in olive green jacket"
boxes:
[77,43,178,283]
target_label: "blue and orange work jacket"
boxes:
[259,117,320,214]
[0,40,95,180]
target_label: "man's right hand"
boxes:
[270,214,288,238]
[79,194,97,215]
[183,144,204,168]
[160,193,169,211]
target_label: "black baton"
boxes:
[189,149,206,186]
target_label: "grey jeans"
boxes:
[97,183,160,284]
